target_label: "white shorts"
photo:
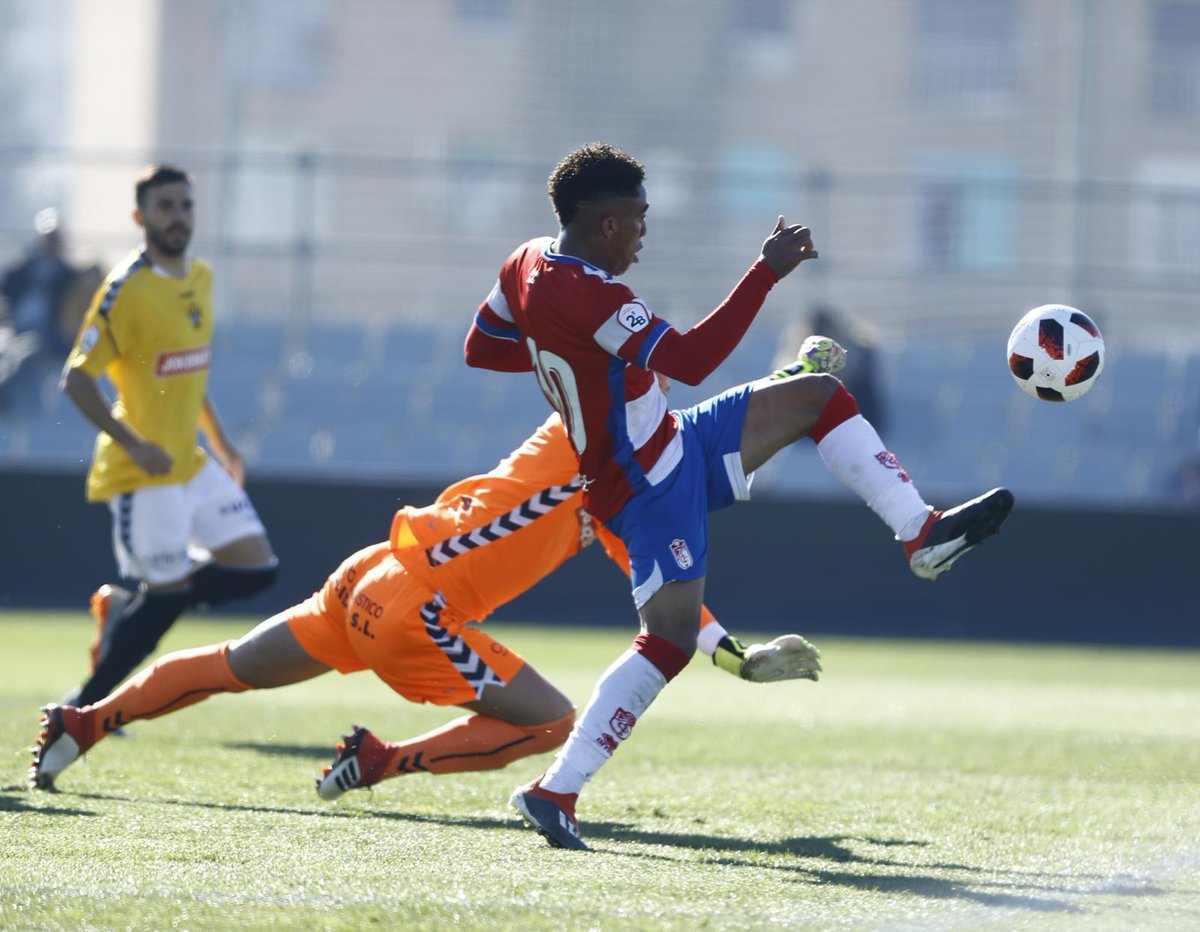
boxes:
[108,458,268,585]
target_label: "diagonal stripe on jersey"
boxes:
[421,596,504,700]
[426,482,580,566]
[443,644,478,667]
[419,592,447,625]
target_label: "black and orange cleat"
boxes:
[88,584,132,671]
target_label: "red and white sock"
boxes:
[811,386,931,541]
[540,633,689,795]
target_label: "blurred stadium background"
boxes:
[0,1,1197,636]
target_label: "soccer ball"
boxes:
[1006,304,1105,402]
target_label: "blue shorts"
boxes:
[607,384,755,609]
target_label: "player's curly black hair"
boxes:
[547,143,645,226]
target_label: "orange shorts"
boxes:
[285,542,526,705]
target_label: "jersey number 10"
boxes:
[527,337,587,455]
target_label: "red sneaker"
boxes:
[29,704,95,790]
[316,725,396,800]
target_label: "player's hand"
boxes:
[760,216,818,279]
[769,335,848,380]
[218,445,246,487]
[129,438,173,476]
[740,634,823,683]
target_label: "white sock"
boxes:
[816,414,931,540]
[696,621,729,657]
[540,649,668,795]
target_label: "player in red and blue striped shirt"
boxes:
[466,142,1014,850]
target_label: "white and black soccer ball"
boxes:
[1006,304,1105,402]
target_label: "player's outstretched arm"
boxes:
[200,394,245,485]
[642,219,819,386]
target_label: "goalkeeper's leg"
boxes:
[31,615,332,789]
[317,662,575,799]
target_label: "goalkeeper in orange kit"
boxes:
[30,342,841,796]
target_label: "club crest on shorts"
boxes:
[669,538,693,570]
[609,707,637,740]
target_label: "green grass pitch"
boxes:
[2,612,1199,930]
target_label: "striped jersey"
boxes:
[389,414,597,626]
[65,250,214,502]
[471,236,681,522]
[388,413,721,630]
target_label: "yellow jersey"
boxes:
[66,250,214,502]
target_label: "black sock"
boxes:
[64,589,191,706]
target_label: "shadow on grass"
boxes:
[589,825,1095,912]
[223,741,332,760]
[0,785,97,817]
[39,790,1169,915]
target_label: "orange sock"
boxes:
[379,710,574,779]
[81,641,251,747]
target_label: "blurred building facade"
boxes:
[1,0,1199,503]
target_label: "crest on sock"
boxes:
[874,451,911,482]
[609,707,637,740]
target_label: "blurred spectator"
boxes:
[1171,458,1200,506]
[56,260,104,349]
[0,209,86,416]
[779,303,887,433]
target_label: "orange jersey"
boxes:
[286,541,528,705]
[387,412,718,631]
[290,415,720,700]
[389,414,589,628]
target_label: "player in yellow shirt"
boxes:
[58,164,278,708]
[30,413,823,794]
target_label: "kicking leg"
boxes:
[742,374,1012,579]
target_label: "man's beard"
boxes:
[147,225,191,257]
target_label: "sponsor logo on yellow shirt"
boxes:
[155,345,211,377]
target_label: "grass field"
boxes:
[2,613,1199,930]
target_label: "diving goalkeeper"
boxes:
[30,339,839,794]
